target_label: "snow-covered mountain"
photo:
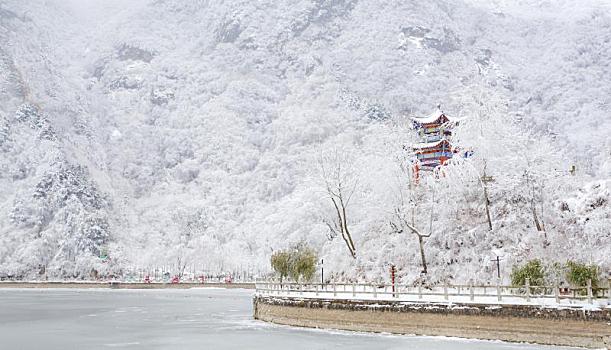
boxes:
[0,0,609,281]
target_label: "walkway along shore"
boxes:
[253,283,611,349]
[0,281,255,289]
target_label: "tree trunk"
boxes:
[418,235,428,274]
[483,185,493,231]
[532,206,547,243]
[342,215,356,257]
[532,206,542,231]
[481,167,493,231]
[331,197,356,258]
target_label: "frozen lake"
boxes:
[0,288,578,350]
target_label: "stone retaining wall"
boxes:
[253,296,611,349]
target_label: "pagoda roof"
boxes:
[412,139,451,150]
[411,109,459,125]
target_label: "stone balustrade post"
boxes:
[469,280,474,302]
[444,282,449,301]
[525,278,531,302]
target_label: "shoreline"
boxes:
[0,281,255,289]
[253,295,611,349]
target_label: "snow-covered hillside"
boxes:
[0,0,609,281]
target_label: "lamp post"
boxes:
[321,259,324,285]
[390,264,396,294]
[492,256,502,280]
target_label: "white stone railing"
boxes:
[256,280,611,307]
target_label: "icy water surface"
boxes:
[0,288,579,350]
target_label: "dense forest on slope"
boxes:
[0,0,609,281]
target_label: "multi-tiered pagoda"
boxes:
[411,107,458,176]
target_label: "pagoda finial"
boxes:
[437,103,442,112]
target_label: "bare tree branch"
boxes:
[319,149,358,258]
[389,163,436,273]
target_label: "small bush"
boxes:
[271,242,318,283]
[270,251,291,283]
[290,244,317,282]
[565,261,599,289]
[511,259,545,286]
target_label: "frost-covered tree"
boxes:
[319,149,358,259]
[3,161,111,278]
[452,84,564,240]
[14,104,56,141]
[0,115,9,149]
[388,158,435,274]
[165,207,210,277]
